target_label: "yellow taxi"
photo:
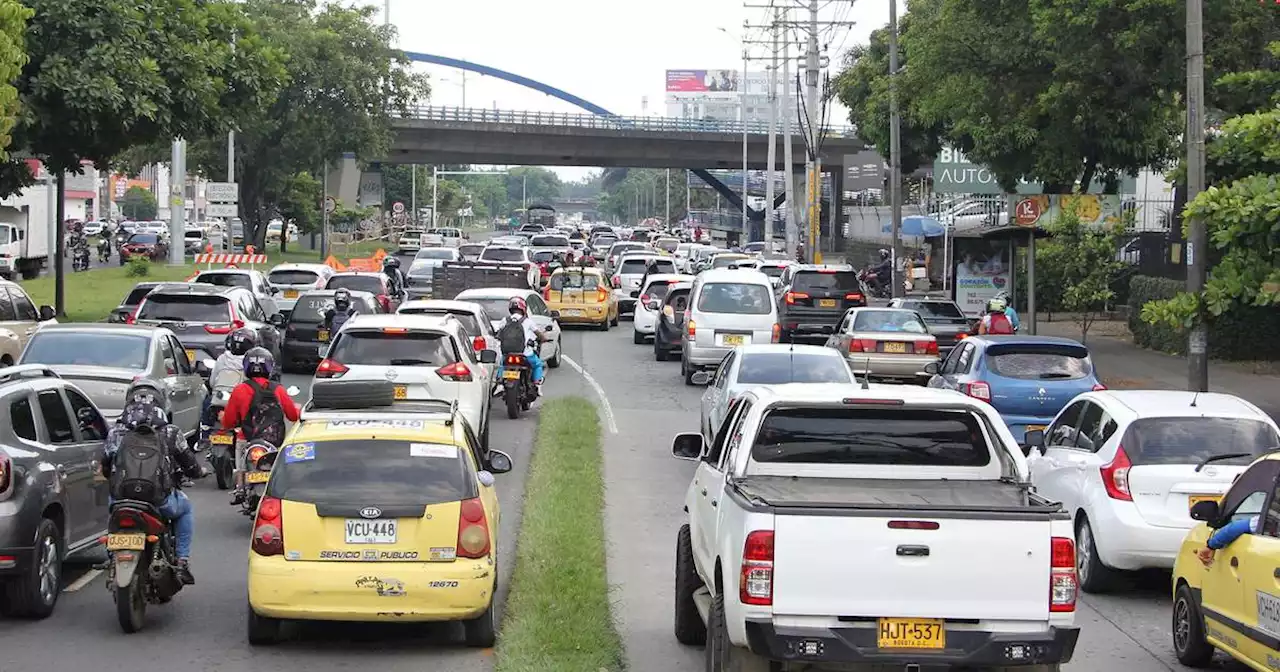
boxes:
[245,395,513,646]
[1172,453,1280,668]
[544,265,618,330]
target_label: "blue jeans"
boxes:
[109,490,194,559]
[525,352,545,384]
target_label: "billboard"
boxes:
[666,69,739,93]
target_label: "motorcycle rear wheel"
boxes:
[505,389,520,419]
[115,575,146,633]
[214,457,232,490]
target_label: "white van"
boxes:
[681,268,778,385]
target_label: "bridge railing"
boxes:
[399,105,857,137]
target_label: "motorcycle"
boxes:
[199,362,245,490]
[103,501,186,633]
[72,245,91,272]
[239,439,280,516]
[500,352,537,419]
[98,239,111,264]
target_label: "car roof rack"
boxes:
[0,364,62,385]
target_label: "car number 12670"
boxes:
[345,519,397,544]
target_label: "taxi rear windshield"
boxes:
[550,272,603,290]
[752,407,992,467]
[328,330,458,367]
[266,439,477,506]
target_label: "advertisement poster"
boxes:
[954,243,1012,316]
[665,69,739,93]
[1008,194,1123,228]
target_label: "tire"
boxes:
[505,389,520,419]
[633,330,645,345]
[547,341,561,368]
[598,318,609,332]
[115,572,147,633]
[655,346,667,362]
[214,456,232,490]
[705,592,770,672]
[247,604,283,645]
[1172,582,1215,667]
[683,357,697,386]
[3,518,61,619]
[610,311,619,327]
[674,525,707,645]
[1076,516,1119,594]
[463,600,497,647]
[309,380,396,409]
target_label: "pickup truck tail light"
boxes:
[739,530,774,606]
[1100,446,1133,501]
[1049,536,1077,612]
[963,381,991,402]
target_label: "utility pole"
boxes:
[781,27,797,259]
[411,165,417,225]
[803,0,821,263]
[1186,0,1208,391]
[764,7,779,248]
[741,49,749,240]
[888,0,904,298]
[169,139,186,265]
[665,168,671,226]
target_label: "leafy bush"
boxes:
[1130,274,1280,360]
[125,255,150,277]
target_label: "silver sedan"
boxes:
[824,307,940,383]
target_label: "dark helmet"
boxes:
[382,256,400,270]
[333,288,352,311]
[121,400,167,431]
[225,327,258,356]
[125,378,170,415]
[879,248,891,260]
[243,346,275,379]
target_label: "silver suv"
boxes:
[0,365,110,618]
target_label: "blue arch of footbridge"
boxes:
[402,51,783,227]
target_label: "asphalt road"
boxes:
[0,320,1251,670]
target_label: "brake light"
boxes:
[204,318,245,335]
[543,285,551,300]
[456,497,491,558]
[847,338,876,353]
[1092,383,1107,391]
[246,445,269,466]
[963,381,991,401]
[437,361,473,382]
[918,340,939,355]
[639,294,650,306]
[315,358,348,379]
[251,496,284,557]
[845,293,864,302]
[505,354,525,365]
[1050,536,1077,612]
[126,302,142,325]
[1100,446,1133,501]
[611,276,620,288]
[381,327,408,334]
[771,323,780,343]
[687,319,696,337]
[888,520,940,530]
[0,451,8,493]
[472,336,486,352]
[596,287,609,303]
[377,295,391,312]
[739,530,774,606]
[784,291,809,305]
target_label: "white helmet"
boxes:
[987,297,1008,312]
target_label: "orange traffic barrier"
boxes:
[323,248,389,273]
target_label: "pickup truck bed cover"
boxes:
[731,476,1065,517]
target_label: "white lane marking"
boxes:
[562,355,618,435]
[63,568,102,593]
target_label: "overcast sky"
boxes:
[385,0,901,182]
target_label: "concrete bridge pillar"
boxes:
[326,152,360,208]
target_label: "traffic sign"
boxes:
[1014,198,1042,226]
[206,182,239,202]
[392,201,405,214]
[206,203,238,217]
[324,196,337,214]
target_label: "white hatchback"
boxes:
[266,263,334,315]
[632,273,693,344]
[315,313,498,449]
[1027,389,1280,593]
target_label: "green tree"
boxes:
[119,185,157,220]
[0,0,31,161]
[833,16,941,174]
[276,171,321,236]
[507,166,561,206]
[900,0,1183,193]
[1042,203,1132,342]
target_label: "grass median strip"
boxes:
[497,396,624,672]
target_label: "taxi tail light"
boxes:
[739,530,774,606]
[1050,536,1077,612]
[1101,446,1133,501]
[251,496,284,557]
[784,291,809,305]
[596,287,609,303]
[848,338,876,353]
[315,358,348,379]
[437,361,473,382]
[963,381,991,402]
[918,340,939,355]
[456,497,491,559]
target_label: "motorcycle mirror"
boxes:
[285,385,301,397]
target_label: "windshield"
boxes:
[123,285,157,306]
[654,238,679,252]
[184,230,203,239]
[986,344,1092,380]
[711,255,748,269]
[398,309,484,337]
[268,270,320,286]
[594,236,618,248]
[136,295,230,322]
[1122,418,1280,466]
[852,310,928,333]
[267,439,474,506]
[696,283,772,315]
[195,272,251,289]
[550,272,603,290]
[127,234,159,245]
[737,353,853,385]
[328,330,457,367]
[753,407,992,466]
[458,244,484,256]
[531,251,558,263]
[22,333,151,370]
[619,258,657,274]
[794,271,860,292]
[531,235,570,247]
[903,301,966,319]
[641,280,674,300]
[289,295,352,323]
[480,248,525,263]
[327,275,384,295]
[760,266,786,278]
[415,248,456,261]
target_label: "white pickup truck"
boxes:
[670,383,1080,671]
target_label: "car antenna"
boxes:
[860,357,871,390]
[1190,390,1200,408]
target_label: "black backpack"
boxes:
[498,317,527,354]
[109,427,170,505]
[330,307,354,333]
[242,379,286,446]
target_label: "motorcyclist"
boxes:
[382,256,406,299]
[220,348,300,502]
[100,380,203,584]
[505,297,550,387]
[202,327,258,428]
[994,290,1021,331]
[978,297,1017,335]
[322,288,358,332]
[96,235,111,262]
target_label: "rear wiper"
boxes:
[388,358,435,366]
[1196,452,1252,471]
[1038,372,1075,379]
[140,315,190,322]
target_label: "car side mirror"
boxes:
[271,286,281,295]
[1022,429,1046,453]
[479,349,498,364]
[646,300,660,311]
[549,310,561,319]
[38,305,56,321]
[629,290,640,298]
[923,361,939,375]
[671,432,705,461]
[486,449,513,474]
[1190,500,1221,524]
[269,313,286,327]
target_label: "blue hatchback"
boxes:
[925,335,1103,443]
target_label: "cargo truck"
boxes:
[0,182,54,279]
